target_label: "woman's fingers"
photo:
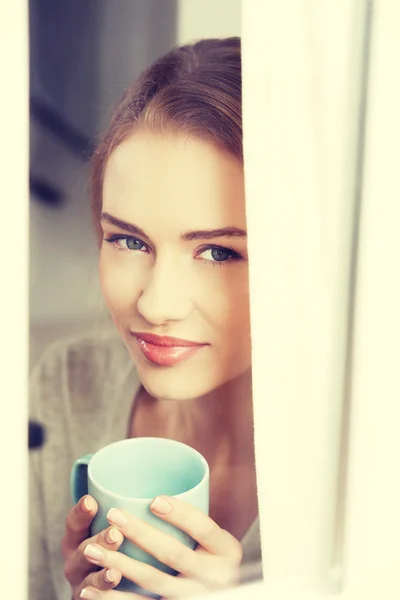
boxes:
[62,496,98,557]
[65,526,124,587]
[75,567,122,600]
[66,497,241,596]
[106,507,200,579]
[150,496,243,564]
[106,499,242,568]
[83,544,207,599]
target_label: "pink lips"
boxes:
[131,332,207,367]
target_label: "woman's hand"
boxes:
[79,495,243,599]
[61,495,124,599]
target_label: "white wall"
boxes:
[177,0,241,44]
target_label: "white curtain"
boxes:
[242,0,400,597]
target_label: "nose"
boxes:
[137,257,194,326]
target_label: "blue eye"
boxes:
[211,248,232,261]
[104,235,147,252]
[198,246,242,264]
[125,237,145,251]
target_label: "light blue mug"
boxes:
[71,437,210,597]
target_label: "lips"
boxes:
[131,332,207,367]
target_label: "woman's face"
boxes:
[100,131,251,401]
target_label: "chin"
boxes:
[136,365,218,401]
[136,359,250,402]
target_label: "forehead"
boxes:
[102,131,246,232]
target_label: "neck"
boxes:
[150,369,254,467]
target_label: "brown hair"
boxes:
[90,37,242,242]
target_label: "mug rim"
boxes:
[87,436,210,503]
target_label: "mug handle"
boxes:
[70,453,93,504]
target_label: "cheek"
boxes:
[200,270,251,340]
[99,253,142,316]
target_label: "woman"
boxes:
[29,37,261,600]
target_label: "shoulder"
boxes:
[31,327,129,377]
[29,327,136,416]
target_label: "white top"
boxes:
[29,329,262,600]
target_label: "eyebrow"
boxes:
[101,212,247,240]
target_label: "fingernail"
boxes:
[84,544,105,564]
[105,527,122,545]
[107,508,128,527]
[151,496,172,515]
[105,568,118,583]
[81,496,95,513]
[80,588,100,599]
[79,588,101,600]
